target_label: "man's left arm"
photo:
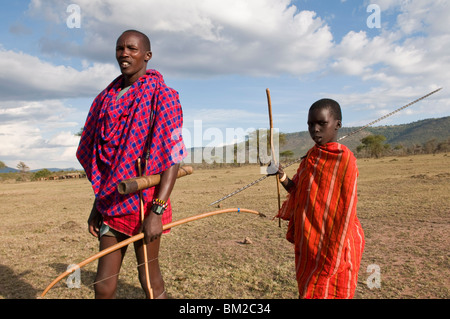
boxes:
[141,163,180,243]
[141,85,185,242]
[156,163,180,202]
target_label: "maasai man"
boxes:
[77,30,186,299]
[274,99,365,299]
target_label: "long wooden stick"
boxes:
[40,208,264,298]
[138,158,153,299]
[266,89,281,227]
[118,166,193,195]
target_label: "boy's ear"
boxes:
[336,120,342,129]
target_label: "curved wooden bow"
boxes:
[266,89,281,227]
[40,208,264,298]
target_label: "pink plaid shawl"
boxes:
[77,69,186,217]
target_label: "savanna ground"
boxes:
[0,153,449,299]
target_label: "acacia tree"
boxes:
[357,135,390,158]
[17,161,30,173]
[280,150,294,161]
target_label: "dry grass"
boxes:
[0,153,449,299]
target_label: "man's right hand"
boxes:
[139,212,163,244]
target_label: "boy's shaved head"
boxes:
[308,98,342,145]
[309,98,342,121]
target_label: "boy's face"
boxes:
[307,107,341,146]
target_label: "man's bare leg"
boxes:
[94,234,128,299]
[134,237,167,299]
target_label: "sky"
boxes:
[0,0,449,170]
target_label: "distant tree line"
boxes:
[0,160,30,172]
[0,160,86,182]
[356,134,450,158]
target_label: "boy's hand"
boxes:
[266,161,284,176]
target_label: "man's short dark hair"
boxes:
[121,29,151,52]
[309,98,342,121]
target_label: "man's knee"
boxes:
[94,278,118,299]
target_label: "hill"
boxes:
[0,167,19,173]
[0,167,79,174]
[183,116,450,164]
[2,117,449,172]
[282,116,450,159]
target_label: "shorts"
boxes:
[99,222,125,238]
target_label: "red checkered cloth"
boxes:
[77,69,186,236]
[103,187,173,236]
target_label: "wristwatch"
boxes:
[151,204,166,215]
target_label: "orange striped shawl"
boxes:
[277,142,364,298]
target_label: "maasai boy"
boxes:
[77,30,186,299]
[275,99,365,299]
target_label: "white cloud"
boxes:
[0,123,44,157]
[328,85,446,128]
[0,100,82,169]
[184,108,267,129]
[21,0,450,94]
[0,122,81,170]
[0,99,79,126]
[28,0,334,77]
[394,0,450,36]
[0,48,117,101]
[25,0,449,93]
[48,131,80,147]
[328,0,450,115]
[331,30,428,80]
[181,107,270,149]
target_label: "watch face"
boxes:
[152,205,164,215]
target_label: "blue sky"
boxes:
[0,0,448,169]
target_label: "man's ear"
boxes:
[145,51,153,62]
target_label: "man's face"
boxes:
[116,32,152,82]
[307,107,341,146]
